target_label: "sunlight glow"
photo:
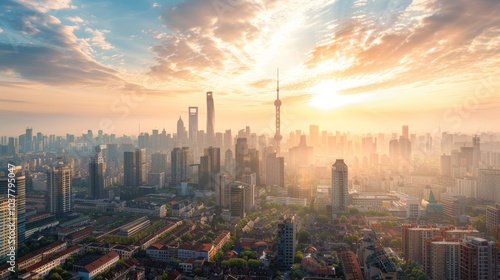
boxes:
[309,81,370,110]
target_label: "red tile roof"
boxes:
[83,251,119,273]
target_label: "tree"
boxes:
[343,234,360,244]
[294,251,304,263]
[298,230,310,244]
[390,237,402,249]
[228,258,247,267]
[194,267,202,276]
[61,271,72,280]
[248,259,264,268]
[472,214,487,233]
[339,215,348,224]
[240,247,258,260]
[348,207,359,214]
[83,236,99,243]
[48,273,63,280]
[290,263,304,280]
[180,233,193,242]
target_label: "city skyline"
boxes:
[1,0,499,135]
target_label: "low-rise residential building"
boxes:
[78,251,120,280]
[16,241,67,270]
[84,243,139,259]
[25,245,84,278]
[65,227,95,245]
[171,200,194,218]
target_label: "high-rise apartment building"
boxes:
[171,147,192,184]
[440,193,466,222]
[47,162,72,217]
[486,204,500,232]
[332,159,348,212]
[229,184,246,218]
[123,149,146,187]
[89,146,104,199]
[460,236,498,280]
[124,151,136,187]
[150,152,168,174]
[0,195,10,263]
[1,166,27,255]
[401,225,441,263]
[276,215,296,270]
[427,239,461,280]
[309,125,319,147]
[478,168,500,203]
[472,135,480,176]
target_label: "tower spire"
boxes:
[277,68,279,99]
[274,68,282,154]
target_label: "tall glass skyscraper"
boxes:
[206,92,215,146]
[189,106,198,144]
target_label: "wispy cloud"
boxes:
[66,16,83,23]
[302,0,500,95]
[85,28,114,50]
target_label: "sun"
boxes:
[309,81,368,110]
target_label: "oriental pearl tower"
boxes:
[274,68,282,154]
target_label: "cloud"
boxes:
[15,0,76,12]
[0,27,3,33]
[149,0,277,81]
[85,28,114,50]
[249,79,273,88]
[0,0,121,85]
[304,0,500,94]
[66,16,83,23]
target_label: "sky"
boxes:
[0,0,499,137]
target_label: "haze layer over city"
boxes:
[1,0,499,280]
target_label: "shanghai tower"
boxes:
[207,91,215,145]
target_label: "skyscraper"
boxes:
[266,152,284,189]
[199,147,221,190]
[332,159,348,212]
[123,148,146,187]
[188,107,198,144]
[276,215,296,269]
[151,152,168,174]
[25,127,32,153]
[171,147,192,184]
[47,162,72,217]
[124,151,136,187]
[309,124,319,147]
[0,195,10,262]
[177,116,186,146]
[472,135,480,176]
[206,91,215,146]
[135,148,146,186]
[0,166,26,248]
[89,146,105,199]
[235,138,248,180]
